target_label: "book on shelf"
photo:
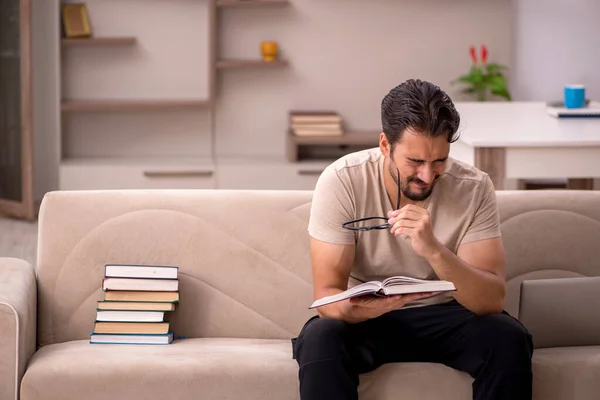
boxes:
[289,110,344,136]
[309,276,456,309]
[90,264,180,345]
[289,110,342,124]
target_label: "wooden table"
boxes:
[450,102,600,190]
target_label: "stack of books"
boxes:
[90,264,180,345]
[546,100,600,118]
[289,111,344,136]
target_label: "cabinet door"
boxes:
[59,161,217,190]
[217,160,326,190]
[0,0,34,220]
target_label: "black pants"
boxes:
[292,300,533,400]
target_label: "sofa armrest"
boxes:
[0,257,37,400]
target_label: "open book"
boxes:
[309,276,456,309]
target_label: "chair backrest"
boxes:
[35,189,600,347]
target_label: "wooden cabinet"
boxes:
[59,159,324,191]
[216,159,327,190]
[0,0,34,220]
[59,159,216,191]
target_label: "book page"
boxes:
[382,276,435,286]
[309,281,382,308]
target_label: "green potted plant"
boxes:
[454,45,511,101]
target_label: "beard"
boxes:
[389,164,440,202]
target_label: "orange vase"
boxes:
[260,41,278,62]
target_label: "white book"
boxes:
[104,264,178,279]
[90,332,174,345]
[95,310,165,322]
[309,276,456,309]
[102,277,179,292]
[546,101,600,118]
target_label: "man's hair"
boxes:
[381,79,461,148]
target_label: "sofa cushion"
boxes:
[533,346,600,400]
[20,338,474,400]
[359,362,472,399]
[20,338,299,400]
[22,338,599,400]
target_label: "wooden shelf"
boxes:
[61,37,137,47]
[216,0,289,8]
[287,130,381,162]
[216,59,289,69]
[290,130,380,145]
[61,99,212,112]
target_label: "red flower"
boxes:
[470,45,477,64]
[481,44,488,64]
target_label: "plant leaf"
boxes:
[458,68,484,84]
[489,76,511,100]
[486,63,507,73]
[492,88,511,100]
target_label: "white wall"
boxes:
[32,0,513,199]
[511,0,600,101]
[216,0,513,159]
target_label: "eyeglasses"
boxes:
[341,168,401,231]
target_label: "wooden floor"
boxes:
[0,217,38,267]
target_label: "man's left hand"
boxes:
[387,205,442,259]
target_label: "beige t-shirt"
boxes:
[308,147,502,307]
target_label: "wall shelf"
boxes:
[57,0,296,191]
[286,130,380,162]
[290,130,380,145]
[61,99,212,112]
[61,37,137,47]
[216,59,288,69]
[216,0,290,8]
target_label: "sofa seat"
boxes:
[20,338,299,400]
[533,346,600,400]
[19,337,475,400]
[19,337,600,400]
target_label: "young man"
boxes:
[292,79,533,400]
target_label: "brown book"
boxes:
[93,321,170,335]
[104,290,180,303]
[290,122,341,129]
[97,301,175,311]
[292,128,343,136]
[290,110,342,125]
[289,110,339,116]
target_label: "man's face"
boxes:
[387,128,450,201]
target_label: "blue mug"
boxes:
[564,85,586,108]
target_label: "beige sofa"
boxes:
[1,189,600,400]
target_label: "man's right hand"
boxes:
[339,292,433,323]
[309,237,433,323]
